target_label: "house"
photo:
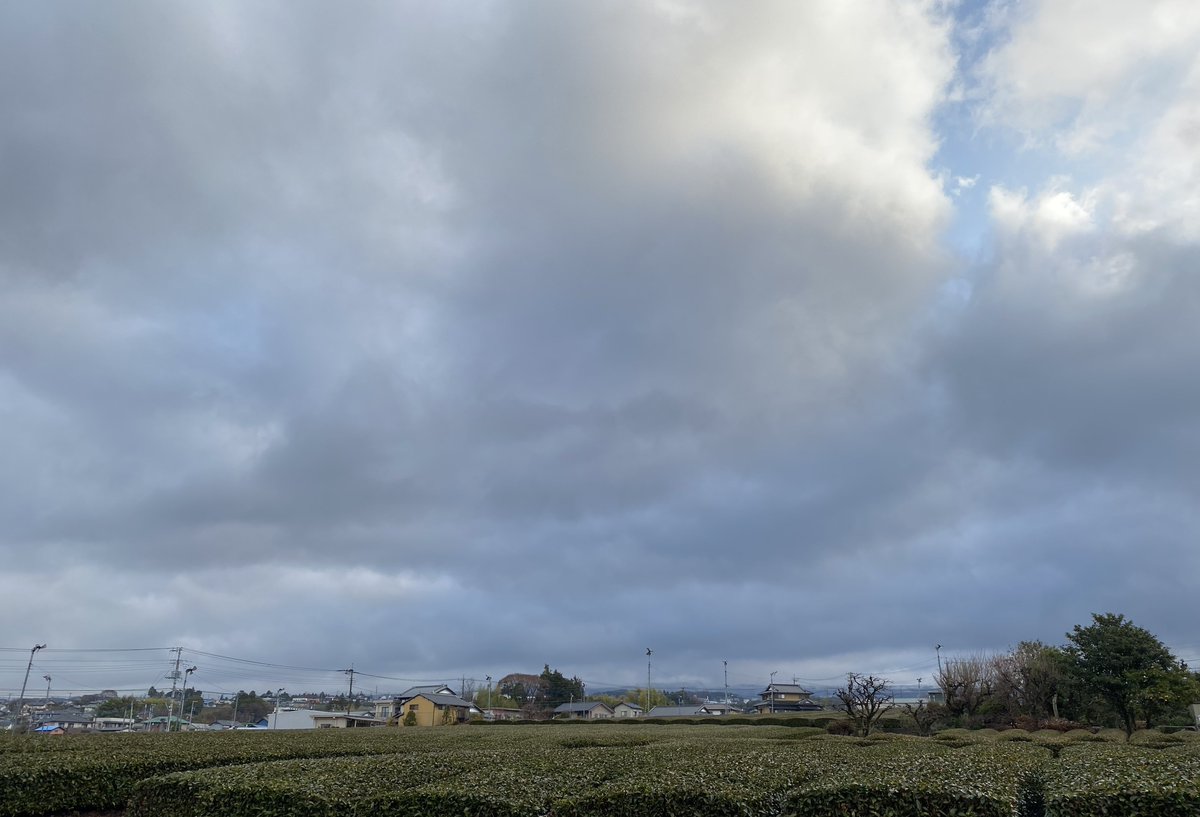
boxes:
[483,707,524,721]
[210,719,246,730]
[373,699,398,722]
[397,693,473,726]
[92,716,137,732]
[646,705,723,717]
[553,702,614,720]
[310,712,381,729]
[33,725,65,735]
[612,701,643,718]
[262,708,328,729]
[374,685,462,722]
[698,701,736,715]
[142,715,191,732]
[397,684,457,704]
[33,713,93,733]
[753,683,822,714]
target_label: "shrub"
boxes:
[825,720,854,736]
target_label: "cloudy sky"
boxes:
[3,0,1200,700]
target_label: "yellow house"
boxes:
[398,692,473,726]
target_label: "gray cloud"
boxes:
[2,1,1198,696]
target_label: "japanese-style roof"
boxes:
[37,713,93,724]
[397,684,456,699]
[409,693,472,708]
[763,683,812,694]
[553,701,612,713]
[647,705,715,717]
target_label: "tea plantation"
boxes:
[2,724,1198,817]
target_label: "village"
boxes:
[7,678,864,734]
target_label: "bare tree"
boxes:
[902,700,940,736]
[937,653,995,721]
[991,641,1066,723]
[835,673,894,737]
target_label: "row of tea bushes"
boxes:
[1043,743,1200,817]
[0,728,459,817]
[6,725,1200,817]
[128,734,1050,817]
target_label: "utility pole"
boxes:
[165,648,183,731]
[43,676,51,709]
[181,666,197,730]
[723,660,729,704]
[485,676,492,710]
[273,688,285,729]
[341,668,356,714]
[769,670,778,714]
[645,648,653,714]
[935,645,943,678]
[16,644,46,730]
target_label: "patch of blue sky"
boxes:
[930,0,1115,261]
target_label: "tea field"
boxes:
[2,724,1198,817]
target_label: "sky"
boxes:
[3,0,1200,701]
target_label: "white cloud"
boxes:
[988,183,1095,251]
[977,0,1200,151]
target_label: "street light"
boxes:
[180,666,197,731]
[769,670,778,714]
[273,688,286,730]
[16,644,46,730]
[645,649,653,714]
[485,676,492,711]
[43,676,51,710]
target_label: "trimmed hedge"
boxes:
[1044,742,1200,816]
[126,731,1052,817]
[4,724,1200,817]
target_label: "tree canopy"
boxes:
[1065,612,1195,735]
[540,665,585,705]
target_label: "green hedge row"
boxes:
[0,728,470,817]
[5,724,1200,817]
[1043,743,1200,817]
[127,733,1050,817]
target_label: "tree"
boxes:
[497,673,544,705]
[539,665,585,706]
[991,641,1068,723]
[627,688,673,711]
[1065,613,1192,736]
[936,653,994,722]
[473,689,521,709]
[95,696,137,718]
[902,700,940,736]
[834,673,894,737]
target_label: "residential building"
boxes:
[32,712,93,732]
[262,708,381,729]
[753,683,822,714]
[92,716,137,732]
[373,699,397,722]
[397,685,456,704]
[612,701,643,718]
[483,707,524,721]
[647,705,724,717]
[553,701,614,720]
[397,693,473,726]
